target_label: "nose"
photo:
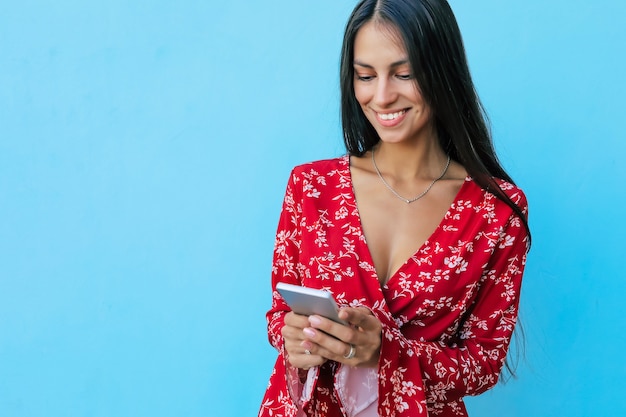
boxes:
[373,77,397,107]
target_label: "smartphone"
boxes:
[276,282,348,325]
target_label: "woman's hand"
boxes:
[282,311,328,369]
[300,307,382,368]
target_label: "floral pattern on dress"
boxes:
[259,156,529,417]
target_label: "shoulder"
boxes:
[464,177,529,220]
[283,156,352,204]
[456,178,530,254]
[287,156,350,189]
[494,178,528,214]
[290,155,349,178]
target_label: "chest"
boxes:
[295,178,491,296]
[297,202,489,339]
[354,173,467,283]
[356,195,452,285]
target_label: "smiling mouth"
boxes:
[374,109,409,127]
[377,110,407,120]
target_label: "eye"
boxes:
[355,74,374,82]
[396,74,413,80]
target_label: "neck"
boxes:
[372,141,448,181]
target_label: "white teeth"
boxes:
[378,110,405,120]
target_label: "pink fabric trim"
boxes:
[336,366,379,417]
[286,364,318,415]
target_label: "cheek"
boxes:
[353,85,370,107]
[410,88,427,108]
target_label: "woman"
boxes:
[259,0,530,416]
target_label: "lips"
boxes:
[375,109,408,127]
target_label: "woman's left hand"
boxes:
[300,307,382,368]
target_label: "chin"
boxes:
[376,133,413,145]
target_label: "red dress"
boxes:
[258,156,529,417]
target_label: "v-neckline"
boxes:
[344,154,472,287]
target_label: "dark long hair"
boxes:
[340,0,530,377]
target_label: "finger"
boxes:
[304,326,379,368]
[302,326,356,362]
[307,315,354,343]
[286,353,326,369]
[307,310,381,368]
[282,312,315,344]
[338,307,381,331]
[281,322,305,342]
[282,314,312,358]
[284,311,312,328]
[288,357,326,370]
[285,340,327,369]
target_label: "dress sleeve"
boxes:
[262,168,317,412]
[266,167,304,350]
[378,200,530,411]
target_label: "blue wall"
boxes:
[1,1,624,416]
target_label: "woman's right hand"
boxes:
[282,311,327,369]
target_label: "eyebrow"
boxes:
[353,59,409,69]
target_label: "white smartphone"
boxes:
[276,282,348,325]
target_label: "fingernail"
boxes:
[303,328,316,338]
[308,316,322,326]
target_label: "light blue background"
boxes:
[1,1,624,416]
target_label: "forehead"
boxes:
[353,21,407,62]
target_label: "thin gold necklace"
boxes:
[371,150,451,204]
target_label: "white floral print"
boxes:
[259,156,529,417]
